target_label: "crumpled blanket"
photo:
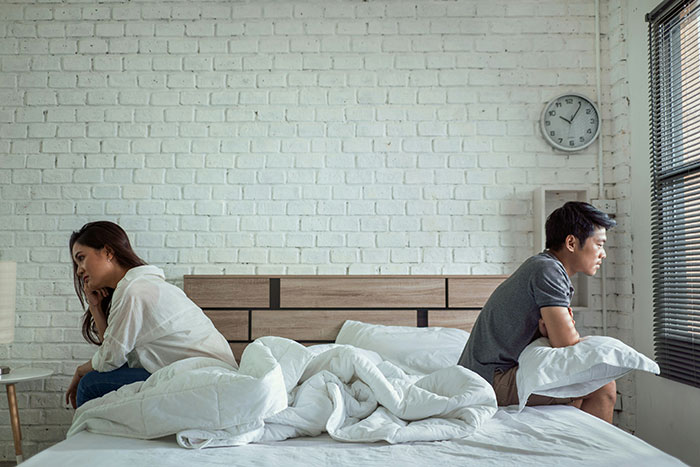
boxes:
[68,337,497,448]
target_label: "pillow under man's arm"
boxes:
[540,306,580,347]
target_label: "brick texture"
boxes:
[0,0,636,459]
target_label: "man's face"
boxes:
[571,226,607,276]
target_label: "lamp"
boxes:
[0,261,16,374]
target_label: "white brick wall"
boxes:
[0,0,635,459]
[602,0,635,431]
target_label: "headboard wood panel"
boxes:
[447,278,503,308]
[426,309,480,333]
[184,276,269,308]
[279,277,445,308]
[202,309,249,341]
[251,309,417,340]
[184,275,508,359]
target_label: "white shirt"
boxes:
[91,265,238,373]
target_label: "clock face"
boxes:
[541,94,600,152]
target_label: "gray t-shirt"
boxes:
[458,251,574,385]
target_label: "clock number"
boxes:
[549,110,556,116]
[569,140,575,147]
[565,98,573,104]
[587,129,592,134]
[579,137,585,142]
[585,108,591,114]
[550,131,555,136]
[555,102,562,107]
[590,118,595,124]
[558,138,563,143]
[545,120,551,126]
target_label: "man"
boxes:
[458,201,617,422]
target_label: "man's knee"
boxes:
[568,398,583,409]
[590,380,617,405]
[603,380,617,402]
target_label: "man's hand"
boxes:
[540,306,580,347]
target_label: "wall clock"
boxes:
[540,93,600,152]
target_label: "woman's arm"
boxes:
[89,302,107,342]
[85,285,109,342]
[91,291,144,372]
[65,359,93,409]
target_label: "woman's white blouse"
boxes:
[91,265,237,373]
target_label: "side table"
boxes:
[0,368,53,464]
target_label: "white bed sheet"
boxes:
[24,406,684,467]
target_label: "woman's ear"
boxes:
[103,245,115,262]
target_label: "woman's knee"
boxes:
[76,367,150,407]
[76,371,100,407]
[77,371,98,392]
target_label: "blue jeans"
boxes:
[76,364,151,408]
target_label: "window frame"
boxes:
[648,0,700,389]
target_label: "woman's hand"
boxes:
[65,360,93,409]
[83,283,109,341]
[84,282,109,309]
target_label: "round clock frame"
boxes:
[540,93,601,152]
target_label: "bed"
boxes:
[24,275,684,466]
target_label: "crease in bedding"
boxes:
[67,336,498,448]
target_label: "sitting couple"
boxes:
[459,201,617,423]
[68,201,616,424]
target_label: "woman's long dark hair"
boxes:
[70,221,146,345]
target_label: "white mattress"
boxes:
[23,406,684,467]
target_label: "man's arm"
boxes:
[539,306,580,347]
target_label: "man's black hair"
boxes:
[545,201,616,251]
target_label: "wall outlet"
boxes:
[591,199,617,214]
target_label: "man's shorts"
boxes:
[493,366,576,407]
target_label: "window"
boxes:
[648,0,700,388]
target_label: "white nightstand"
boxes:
[0,368,53,464]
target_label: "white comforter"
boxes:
[67,337,498,448]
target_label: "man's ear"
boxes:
[564,234,577,253]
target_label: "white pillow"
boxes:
[335,320,469,375]
[516,335,660,411]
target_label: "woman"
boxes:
[65,221,237,409]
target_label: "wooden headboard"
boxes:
[183,275,508,358]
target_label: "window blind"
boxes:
[648,0,700,388]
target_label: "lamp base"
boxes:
[0,366,10,375]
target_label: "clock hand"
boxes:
[559,115,571,124]
[570,102,582,122]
